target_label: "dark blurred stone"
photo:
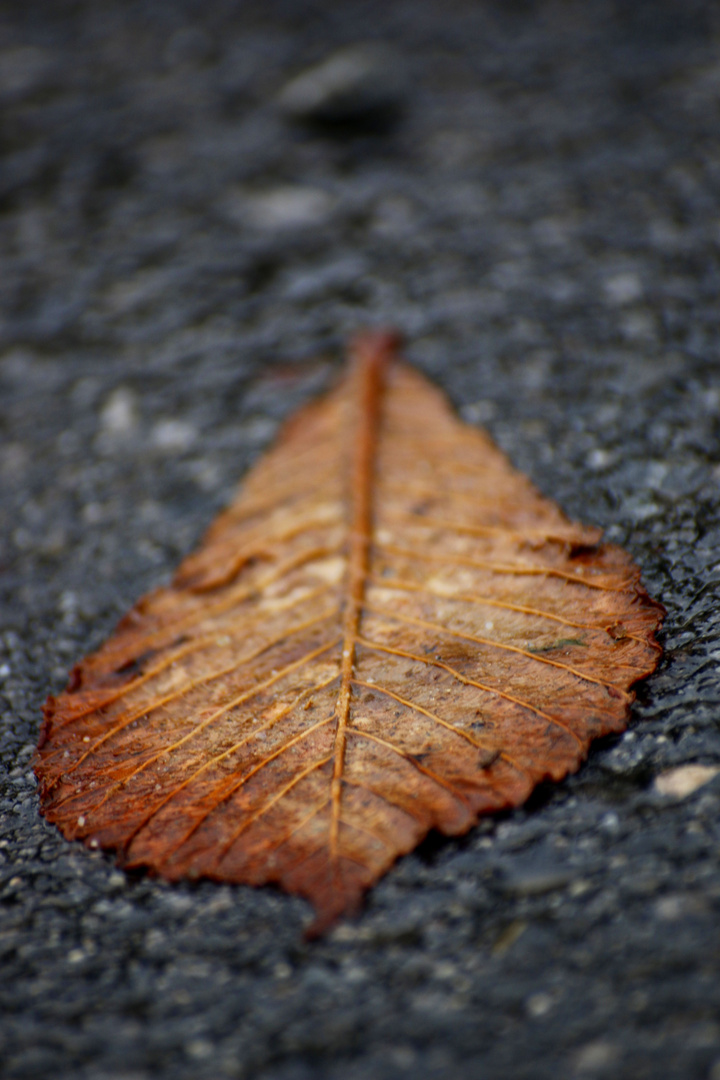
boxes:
[277,43,407,131]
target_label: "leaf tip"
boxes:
[350,327,402,371]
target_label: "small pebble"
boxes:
[654,765,720,799]
[603,271,643,306]
[151,418,197,453]
[99,388,139,440]
[500,867,573,897]
[526,992,554,1018]
[227,186,334,230]
[574,1040,618,1073]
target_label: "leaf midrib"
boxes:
[329,338,388,857]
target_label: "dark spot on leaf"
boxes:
[114,649,157,679]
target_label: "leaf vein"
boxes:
[53,596,340,734]
[68,640,341,813]
[51,612,340,781]
[348,728,474,806]
[356,637,585,749]
[367,576,644,640]
[216,749,335,866]
[376,543,635,592]
[120,677,341,848]
[362,604,628,694]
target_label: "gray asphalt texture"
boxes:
[2,2,720,1078]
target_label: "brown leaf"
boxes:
[34,332,664,935]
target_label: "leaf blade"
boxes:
[34,331,663,933]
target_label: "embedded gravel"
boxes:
[2,2,720,1079]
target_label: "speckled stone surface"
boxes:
[2,2,720,1078]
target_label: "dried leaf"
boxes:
[34,332,663,934]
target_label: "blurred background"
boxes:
[2,3,720,1079]
[3,0,719,611]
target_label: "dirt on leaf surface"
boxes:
[34,332,663,934]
